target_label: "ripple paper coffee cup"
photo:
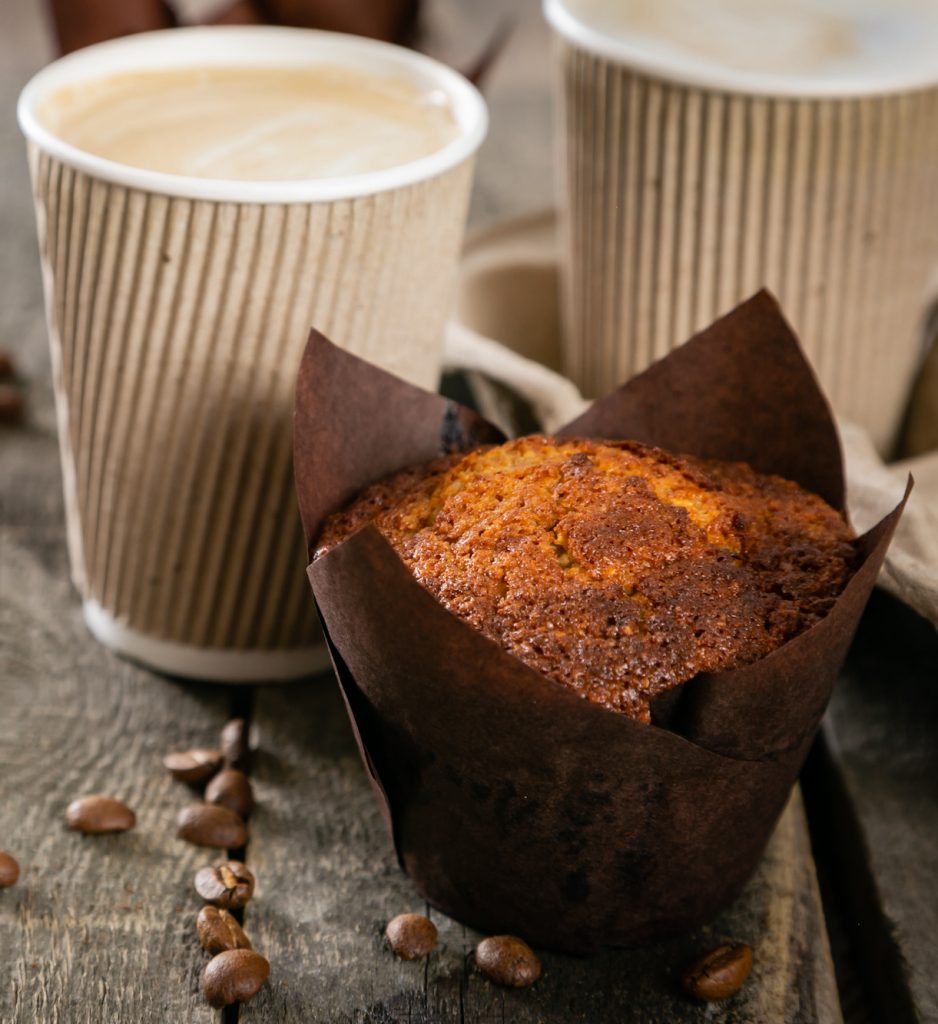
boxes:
[545,0,938,454]
[17,27,487,680]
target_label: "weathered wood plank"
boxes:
[245,678,841,1024]
[0,539,239,1024]
[808,593,938,1024]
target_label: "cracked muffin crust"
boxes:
[315,435,855,722]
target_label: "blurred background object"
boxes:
[46,0,173,54]
[46,0,421,53]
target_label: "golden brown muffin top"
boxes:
[316,436,855,722]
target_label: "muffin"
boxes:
[298,293,908,950]
[316,434,855,722]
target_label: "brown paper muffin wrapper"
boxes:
[294,291,909,952]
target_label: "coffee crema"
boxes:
[38,64,459,181]
[562,0,938,83]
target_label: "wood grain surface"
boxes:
[807,593,938,1024]
[244,681,842,1024]
[0,538,234,1024]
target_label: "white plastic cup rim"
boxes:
[17,25,489,205]
[543,0,938,100]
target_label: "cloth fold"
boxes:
[840,422,937,626]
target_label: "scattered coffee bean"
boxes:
[197,906,252,955]
[385,913,437,960]
[0,350,15,378]
[163,748,224,784]
[201,948,269,1008]
[680,942,753,1002]
[195,861,255,910]
[205,769,254,819]
[0,851,20,888]
[475,935,541,988]
[65,795,135,834]
[177,804,247,849]
[0,385,24,426]
[220,718,250,769]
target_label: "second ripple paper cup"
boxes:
[545,0,938,453]
[17,27,487,681]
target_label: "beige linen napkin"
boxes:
[840,423,938,625]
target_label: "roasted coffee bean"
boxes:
[220,718,249,768]
[65,795,135,834]
[681,942,753,1002]
[475,935,541,988]
[205,769,254,819]
[0,385,24,426]
[195,861,255,909]
[0,350,15,378]
[201,948,269,1008]
[163,748,223,784]
[385,913,437,960]
[197,906,252,955]
[177,804,247,849]
[0,851,20,888]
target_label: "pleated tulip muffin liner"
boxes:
[294,290,909,953]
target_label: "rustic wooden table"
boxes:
[1,2,935,1023]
